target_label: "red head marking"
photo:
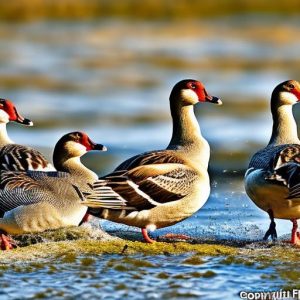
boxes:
[78,132,106,151]
[79,133,93,151]
[0,99,18,121]
[288,82,300,101]
[186,81,208,102]
[170,79,221,105]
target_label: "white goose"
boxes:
[245,80,300,245]
[0,131,110,250]
[83,79,222,243]
[0,98,54,171]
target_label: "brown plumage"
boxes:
[0,98,55,172]
[83,79,221,243]
[0,132,110,239]
[245,80,300,245]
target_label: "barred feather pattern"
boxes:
[0,144,55,171]
[114,150,184,171]
[248,144,289,170]
[0,170,85,214]
[85,179,130,209]
[0,170,68,191]
[148,168,197,196]
[262,145,300,199]
[84,165,199,212]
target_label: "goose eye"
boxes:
[288,83,295,89]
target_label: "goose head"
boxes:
[55,131,107,159]
[0,99,33,126]
[169,79,222,106]
[272,80,300,107]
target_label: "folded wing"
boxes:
[0,144,55,171]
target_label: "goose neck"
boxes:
[269,104,299,146]
[54,156,98,183]
[168,104,202,148]
[167,102,210,168]
[0,123,13,147]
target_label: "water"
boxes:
[0,253,285,300]
[1,15,300,299]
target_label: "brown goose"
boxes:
[0,98,54,171]
[245,80,300,245]
[0,131,109,249]
[83,79,221,243]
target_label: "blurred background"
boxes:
[1,0,300,239]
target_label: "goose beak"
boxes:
[85,136,107,152]
[93,143,107,152]
[205,95,222,105]
[15,113,33,126]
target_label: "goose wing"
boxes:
[84,162,199,211]
[265,145,300,199]
[0,144,55,171]
[0,170,70,214]
[114,150,185,171]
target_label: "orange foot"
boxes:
[141,228,156,243]
[0,234,16,250]
[290,219,300,246]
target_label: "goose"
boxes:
[245,80,300,245]
[0,98,54,171]
[83,79,222,243]
[0,131,110,250]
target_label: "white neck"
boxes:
[57,156,98,183]
[167,104,210,168]
[0,123,13,147]
[268,104,299,146]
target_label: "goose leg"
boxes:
[263,209,277,242]
[141,228,156,243]
[79,213,92,226]
[0,232,16,250]
[291,219,300,246]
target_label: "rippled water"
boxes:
[0,253,285,300]
[1,15,300,299]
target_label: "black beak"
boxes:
[205,95,222,105]
[93,143,107,151]
[15,116,33,126]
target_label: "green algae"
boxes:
[12,225,116,248]
[0,239,237,265]
[156,272,170,279]
[32,288,65,300]
[182,255,205,265]
[202,270,217,278]
[173,270,217,280]
[80,257,96,267]
[115,283,128,291]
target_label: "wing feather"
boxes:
[0,144,55,171]
[114,150,186,171]
[265,145,300,199]
[84,163,198,211]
